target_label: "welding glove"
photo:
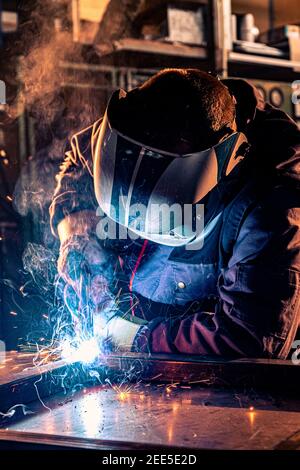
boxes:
[95,312,148,353]
[57,234,115,312]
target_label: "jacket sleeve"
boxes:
[50,119,102,235]
[133,186,300,359]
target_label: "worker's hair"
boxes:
[112,68,236,153]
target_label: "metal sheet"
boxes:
[1,351,300,413]
[1,382,300,450]
[0,352,86,413]
[1,352,300,450]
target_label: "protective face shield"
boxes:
[94,90,249,247]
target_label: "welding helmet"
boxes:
[93,89,249,247]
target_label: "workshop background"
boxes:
[0,0,300,351]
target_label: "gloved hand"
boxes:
[95,312,148,353]
[57,234,114,316]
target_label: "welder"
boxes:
[50,69,300,358]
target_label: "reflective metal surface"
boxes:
[1,352,300,450]
[1,381,300,450]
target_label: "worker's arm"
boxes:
[50,120,101,238]
[50,120,117,311]
[57,210,99,244]
[130,186,300,359]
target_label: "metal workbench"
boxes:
[1,352,300,450]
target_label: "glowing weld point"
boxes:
[62,337,100,365]
[118,392,129,401]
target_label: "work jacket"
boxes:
[50,80,300,359]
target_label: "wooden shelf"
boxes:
[229,51,300,71]
[113,38,207,60]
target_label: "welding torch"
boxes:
[77,267,94,337]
